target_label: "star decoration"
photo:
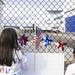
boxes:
[55,39,67,52]
[18,34,28,46]
[41,34,53,47]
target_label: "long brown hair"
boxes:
[0,28,19,66]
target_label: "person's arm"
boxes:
[21,54,28,71]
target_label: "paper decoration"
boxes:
[18,34,28,46]
[41,34,53,47]
[55,39,67,52]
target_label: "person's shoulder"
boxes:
[68,62,75,69]
[16,47,27,57]
[69,62,75,66]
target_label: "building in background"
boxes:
[1,0,75,32]
[66,15,75,32]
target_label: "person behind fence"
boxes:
[65,48,75,75]
[0,28,28,75]
[72,48,75,61]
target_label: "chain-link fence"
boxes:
[0,0,75,71]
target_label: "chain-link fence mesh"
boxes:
[0,0,75,71]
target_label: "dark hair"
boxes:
[73,48,75,54]
[0,28,19,66]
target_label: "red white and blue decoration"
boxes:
[18,34,28,46]
[33,26,43,50]
[55,39,67,52]
[41,34,53,47]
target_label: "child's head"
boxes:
[0,28,19,66]
[1,28,18,49]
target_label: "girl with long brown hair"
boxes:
[0,28,27,75]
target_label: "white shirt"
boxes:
[0,49,27,75]
[65,63,75,75]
